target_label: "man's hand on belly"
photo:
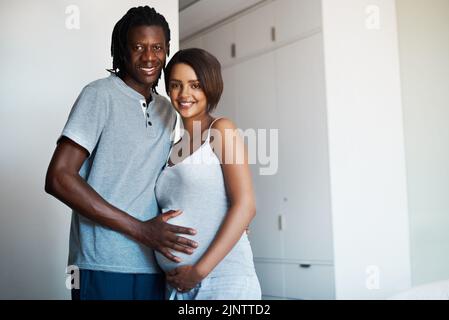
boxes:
[134,210,198,263]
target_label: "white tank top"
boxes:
[154,118,256,277]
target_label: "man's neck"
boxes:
[122,74,153,101]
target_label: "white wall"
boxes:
[0,0,178,299]
[321,0,411,299]
[396,0,449,286]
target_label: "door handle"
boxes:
[278,214,285,231]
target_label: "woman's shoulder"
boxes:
[209,117,244,161]
[210,117,238,133]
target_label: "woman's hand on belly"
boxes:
[166,264,205,292]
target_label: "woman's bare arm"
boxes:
[194,118,256,276]
[166,118,256,290]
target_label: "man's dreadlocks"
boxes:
[109,6,171,93]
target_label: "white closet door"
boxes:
[202,22,235,67]
[254,261,285,298]
[274,0,322,44]
[180,36,203,50]
[234,51,278,130]
[214,66,236,121]
[275,34,334,261]
[234,2,274,59]
[283,264,335,299]
[235,52,283,259]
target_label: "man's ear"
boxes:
[166,43,170,57]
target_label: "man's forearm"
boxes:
[45,170,143,241]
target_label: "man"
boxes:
[45,6,197,300]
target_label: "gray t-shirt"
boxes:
[60,74,176,274]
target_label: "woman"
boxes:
[154,48,261,300]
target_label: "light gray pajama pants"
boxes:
[167,274,261,300]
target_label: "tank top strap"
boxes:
[206,117,223,141]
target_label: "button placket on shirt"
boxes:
[140,99,153,128]
[139,98,158,138]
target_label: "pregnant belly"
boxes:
[154,211,221,272]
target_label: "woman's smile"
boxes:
[178,100,196,110]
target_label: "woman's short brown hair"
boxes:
[164,48,223,113]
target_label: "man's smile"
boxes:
[138,66,158,76]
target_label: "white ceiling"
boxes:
[179,0,264,40]
[179,0,200,11]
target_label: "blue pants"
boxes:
[71,269,165,300]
